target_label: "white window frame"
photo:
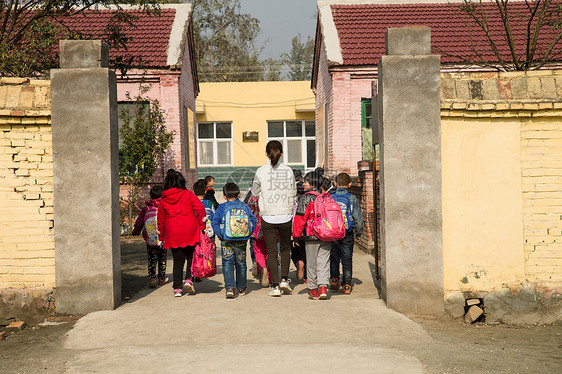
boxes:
[267,120,315,170]
[196,122,234,166]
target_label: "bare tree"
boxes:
[445,0,562,71]
[0,0,160,77]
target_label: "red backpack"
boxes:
[306,192,346,241]
[191,231,217,278]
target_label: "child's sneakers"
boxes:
[238,289,247,296]
[174,288,183,297]
[251,263,259,277]
[280,279,292,294]
[183,279,196,295]
[342,284,352,294]
[226,288,235,299]
[308,288,319,300]
[260,268,269,287]
[148,278,157,289]
[269,286,281,297]
[329,277,339,290]
[319,285,328,300]
[158,276,169,286]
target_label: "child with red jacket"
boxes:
[158,169,206,297]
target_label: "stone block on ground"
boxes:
[464,305,484,324]
[450,304,466,319]
[445,292,466,319]
[6,320,26,332]
[466,298,480,306]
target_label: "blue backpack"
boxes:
[331,193,354,232]
[221,207,253,241]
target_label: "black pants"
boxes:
[170,246,195,289]
[291,239,306,274]
[262,220,292,285]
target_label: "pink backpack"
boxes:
[191,231,217,278]
[307,192,346,241]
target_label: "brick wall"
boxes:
[329,71,371,176]
[178,26,198,189]
[520,116,562,281]
[349,160,376,256]
[0,78,54,289]
[441,70,562,284]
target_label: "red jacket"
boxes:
[157,188,206,249]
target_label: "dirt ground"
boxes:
[0,237,560,374]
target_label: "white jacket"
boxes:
[251,162,296,217]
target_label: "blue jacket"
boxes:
[332,188,363,238]
[211,198,257,241]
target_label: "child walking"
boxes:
[330,173,363,294]
[158,169,206,297]
[204,175,219,209]
[193,179,215,239]
[292,171,332,300]
[246,191,270,287]
[211,182,257,298]
[132,185,167,288]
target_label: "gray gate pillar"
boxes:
[377,28,443,315]
[51,40,121,314]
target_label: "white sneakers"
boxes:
[269,286,281,297]
[269,279,292,297]
[280,279,292,295]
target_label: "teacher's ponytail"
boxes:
[266,140,283,166]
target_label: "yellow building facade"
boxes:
[195,81,315,189]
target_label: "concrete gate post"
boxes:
[377,28,444,315]
[51,40,121,314]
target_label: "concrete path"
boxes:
[64,251,432,373]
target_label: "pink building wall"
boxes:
[177,30,198,189]
[314,37,373,176]
[314,38,333,172]
[116,65,197,188]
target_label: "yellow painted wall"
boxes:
[196,81,315,167]
[440,69,562,292]
[0,78,54,289]
[442,112,562,292]
[441,117,526,292]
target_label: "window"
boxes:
[267,120,315,168]
[361,98,372,128]
[118,101,150,170]
[197,122,233,166]
[361,99,373,160]
[117,101,150,148]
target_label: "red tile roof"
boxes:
[55,8,176,68]
[330,1,562,66]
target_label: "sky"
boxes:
[239,0,318,60]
